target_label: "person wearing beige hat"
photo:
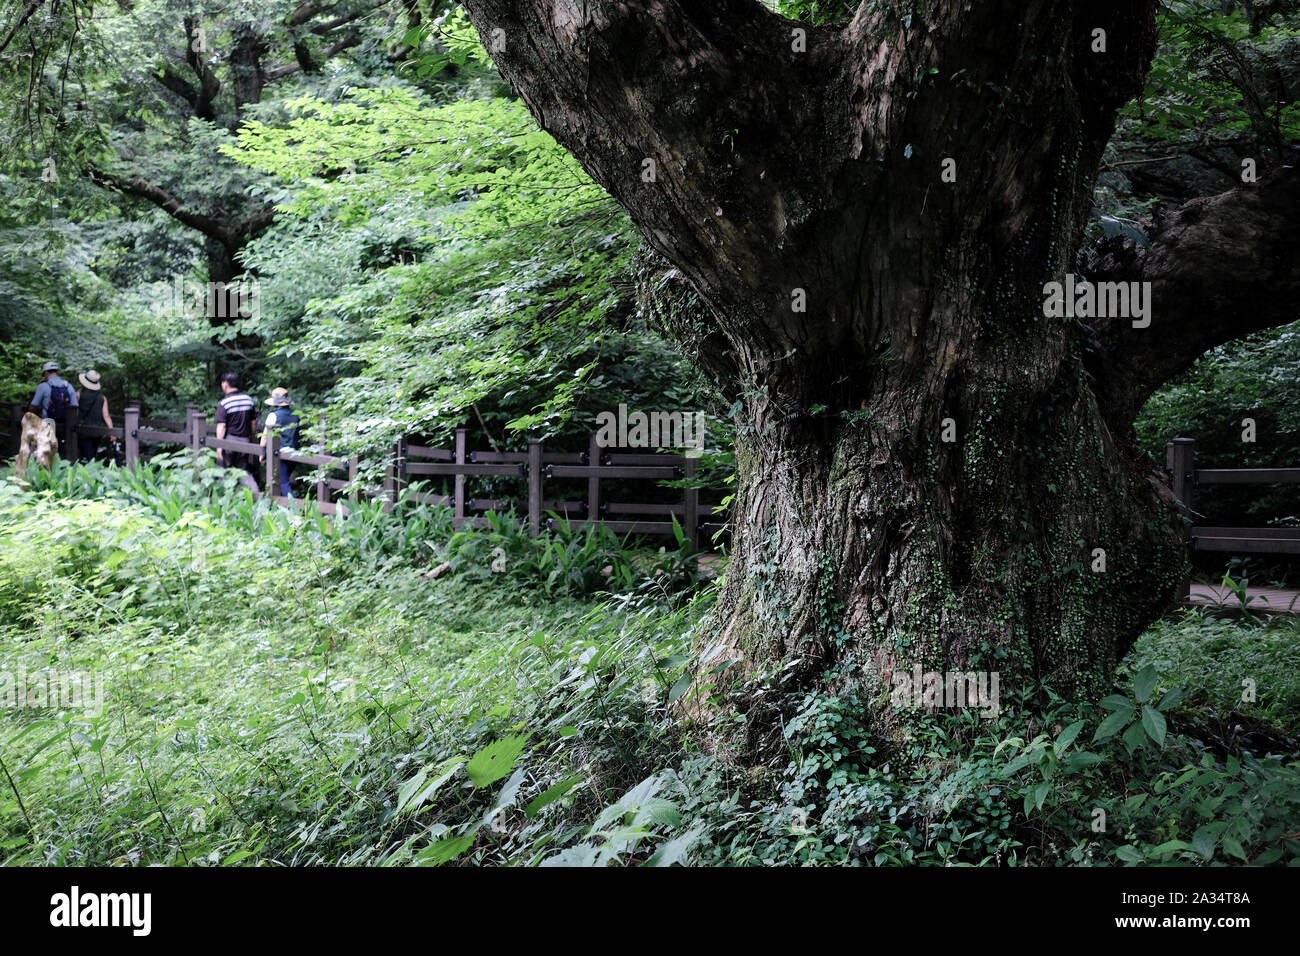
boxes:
[260,387,300,498]
[76,369,114,462]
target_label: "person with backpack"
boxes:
[28,361,79,457]
[75,369,115,462]
[260,387,300,498]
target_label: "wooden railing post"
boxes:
[186,407,201,465]
[266,433,280,497]
[315,416,331,506]
[124,403,140,468]
[348,457,359,505]
[454,428,467,528]
[1166,437,1196,601]
[63,405,79,462]
[683,454,699,551]
[587,431,602,528]
[317,455,329,508]
[383,437,407,511]
[527,438,543,537]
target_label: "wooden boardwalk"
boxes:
[1187,583,1300,614]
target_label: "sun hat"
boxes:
[79,369,102,390]
[264,387,292,406]
[41,361,59,373]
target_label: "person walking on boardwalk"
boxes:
[28,361,78,457]
[75,369,115,462]
[260,387,300,498]
[215,371,259,489]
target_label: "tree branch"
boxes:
[265,32,362,81]
[1084,160,1300,426]
[183,15,221,121]
[156,62,200,109]
[0,0,43,58]
[86,165,236,243]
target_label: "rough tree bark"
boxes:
[458,0,1300,750]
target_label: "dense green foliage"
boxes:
[2,1,1298,868]
[2,463,1298,866]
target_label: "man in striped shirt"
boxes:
[215,371,260,487]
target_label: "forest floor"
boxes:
[2,467,1299,866]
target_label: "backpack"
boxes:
[47,382,72,422]
[270,408,300,449]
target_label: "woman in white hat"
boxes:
[76,369,115,462]
[260,387,300,498]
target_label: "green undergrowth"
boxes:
[1,460,1297,866]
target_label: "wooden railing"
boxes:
[2,401,726,549]
[1165,437,1300,598]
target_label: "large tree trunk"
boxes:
[460,0,1300,750]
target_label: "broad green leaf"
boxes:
[1115,845,1143,863]
[1157,686,1185,711]
[1150,839,1192,857]
[1063,751,1104,772]
[1221,835,1247,861]
[1093,709,1132,742]
[1122,719,1148,753]
[1133,664,1159,704]
[1033,780,1052,810]
[397,758,464,816]
[1098,694,1135,712]
[646,826,704,867]
[1055,719,1085,753]
[1141,705,1167,747]
[416,835,474,866]
[525,774,584,820]
[467,735,528,788]
[1001,754,1031,777]
[666,672,692,707]
[1192,826,1216,860]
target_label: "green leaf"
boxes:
[525,775,584,820]
[1150,839,1192,858]
[1192,826,1217,860]
[1098,694,1135,712]
[1221,835,1247,861]
[666,672,692,707]
[1055,719,1085,752]
[1133,664,1159,704]
[395,767,429,814]
[1157,686,1186,711]
[1033,780,1052,810]
[1254,845,1283,865]
[1093,708,1133,742]
[467,735,529,788]
[646,826,704,867]
[397,758,464,816]
[1001,754,1031,777]
[1122,719,1148,752]
[1115,845,1144,863]
[416,835,474,866]
[1140,705,1167,747]
[1063,751,1105,772]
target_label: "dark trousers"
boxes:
[278,461,294,498]
[225,450,261,490]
